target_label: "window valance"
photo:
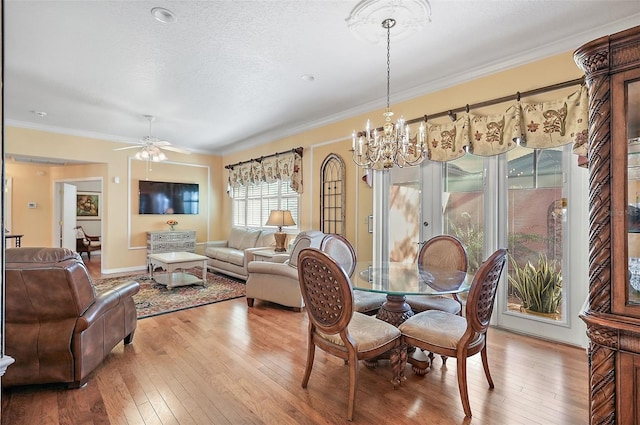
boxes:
[227,148,303,193]
[426,85,588,162]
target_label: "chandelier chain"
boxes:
[386,21,391,112]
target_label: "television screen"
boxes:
[139,180,199,214]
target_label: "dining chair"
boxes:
[405,235,468,315]
[398,248,507,418]
[320,233,387,315]
[74,225,102,261]
[297,247,407,421]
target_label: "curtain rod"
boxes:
[403,76,585,126]
[225,147,303,170]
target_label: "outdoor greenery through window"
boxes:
[506,146,564,320]
[231,180,299,230]
[443,155,485,275]
[442,145,566,322]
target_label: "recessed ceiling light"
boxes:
[30,110,47,117]
[301,74,315,82]
[151,7,177,24]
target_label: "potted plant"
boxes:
[508,253,562,318]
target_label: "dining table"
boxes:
[352,261,471,373]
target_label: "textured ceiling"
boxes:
[5,1,640,156]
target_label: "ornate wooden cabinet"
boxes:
[575,25,640,424]
[147,230,196,254]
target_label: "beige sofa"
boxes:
[246,230,325,310]
[205,228,276,280]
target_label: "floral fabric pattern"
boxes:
[521,85,588,152]
[227,150,303,193]
[468,104,521,156]
[426,115,469,162]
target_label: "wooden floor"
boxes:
[2,256,589,424]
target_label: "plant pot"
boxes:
[519,306,559,320]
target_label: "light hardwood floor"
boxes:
[2,256,589,424]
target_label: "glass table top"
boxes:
[353,261,470,296]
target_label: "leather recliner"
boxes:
[3,247,140,388]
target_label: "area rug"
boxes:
[92,268,245,319]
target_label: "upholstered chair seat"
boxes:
[397,310,483,350]
[404,295,462,315]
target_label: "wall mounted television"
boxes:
[138,180,199,215]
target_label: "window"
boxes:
[320,154,345,235]
[443,155,485,274]
[231,180,299,230]
[506,145,565,321]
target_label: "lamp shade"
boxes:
[265,210,296,228]
[266,210,295,252]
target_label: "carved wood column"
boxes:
[575,25,640,425]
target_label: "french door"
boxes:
[379,144,589,346]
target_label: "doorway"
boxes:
[54,177,103,268]
[376,143,589,346]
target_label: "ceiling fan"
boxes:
[113,115,190,162]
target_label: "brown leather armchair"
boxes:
[3,247,140,388]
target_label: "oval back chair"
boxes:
[320,233,387,315]
[406,234,468,315]
[297,247,406,421]
[399,248,508,418]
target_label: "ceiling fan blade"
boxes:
[161,145,191,154]
[113,145,143,151]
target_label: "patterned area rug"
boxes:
[93,267,245,319]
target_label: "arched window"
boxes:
[320,154,345,235]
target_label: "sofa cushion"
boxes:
[228,228,261,250]
[204,246,246,267]
[256,230,276,248]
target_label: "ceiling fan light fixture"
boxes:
[152,150,168,162]
[115,115,189,162]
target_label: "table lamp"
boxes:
[266,209,296,252]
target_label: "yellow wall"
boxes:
[4,162,53,246]
[5,50,584,270]
[5,128,223,272]
[130,159,210,247]
[221,51,585,262]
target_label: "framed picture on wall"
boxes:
[76,192,101,220]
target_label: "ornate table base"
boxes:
[364,294,431,374]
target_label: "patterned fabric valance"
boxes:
[228,150,303,193]
[426,115,469,162]
[424,85,588,162]
[521,85,588,155]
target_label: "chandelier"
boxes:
[351,18,426,170]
